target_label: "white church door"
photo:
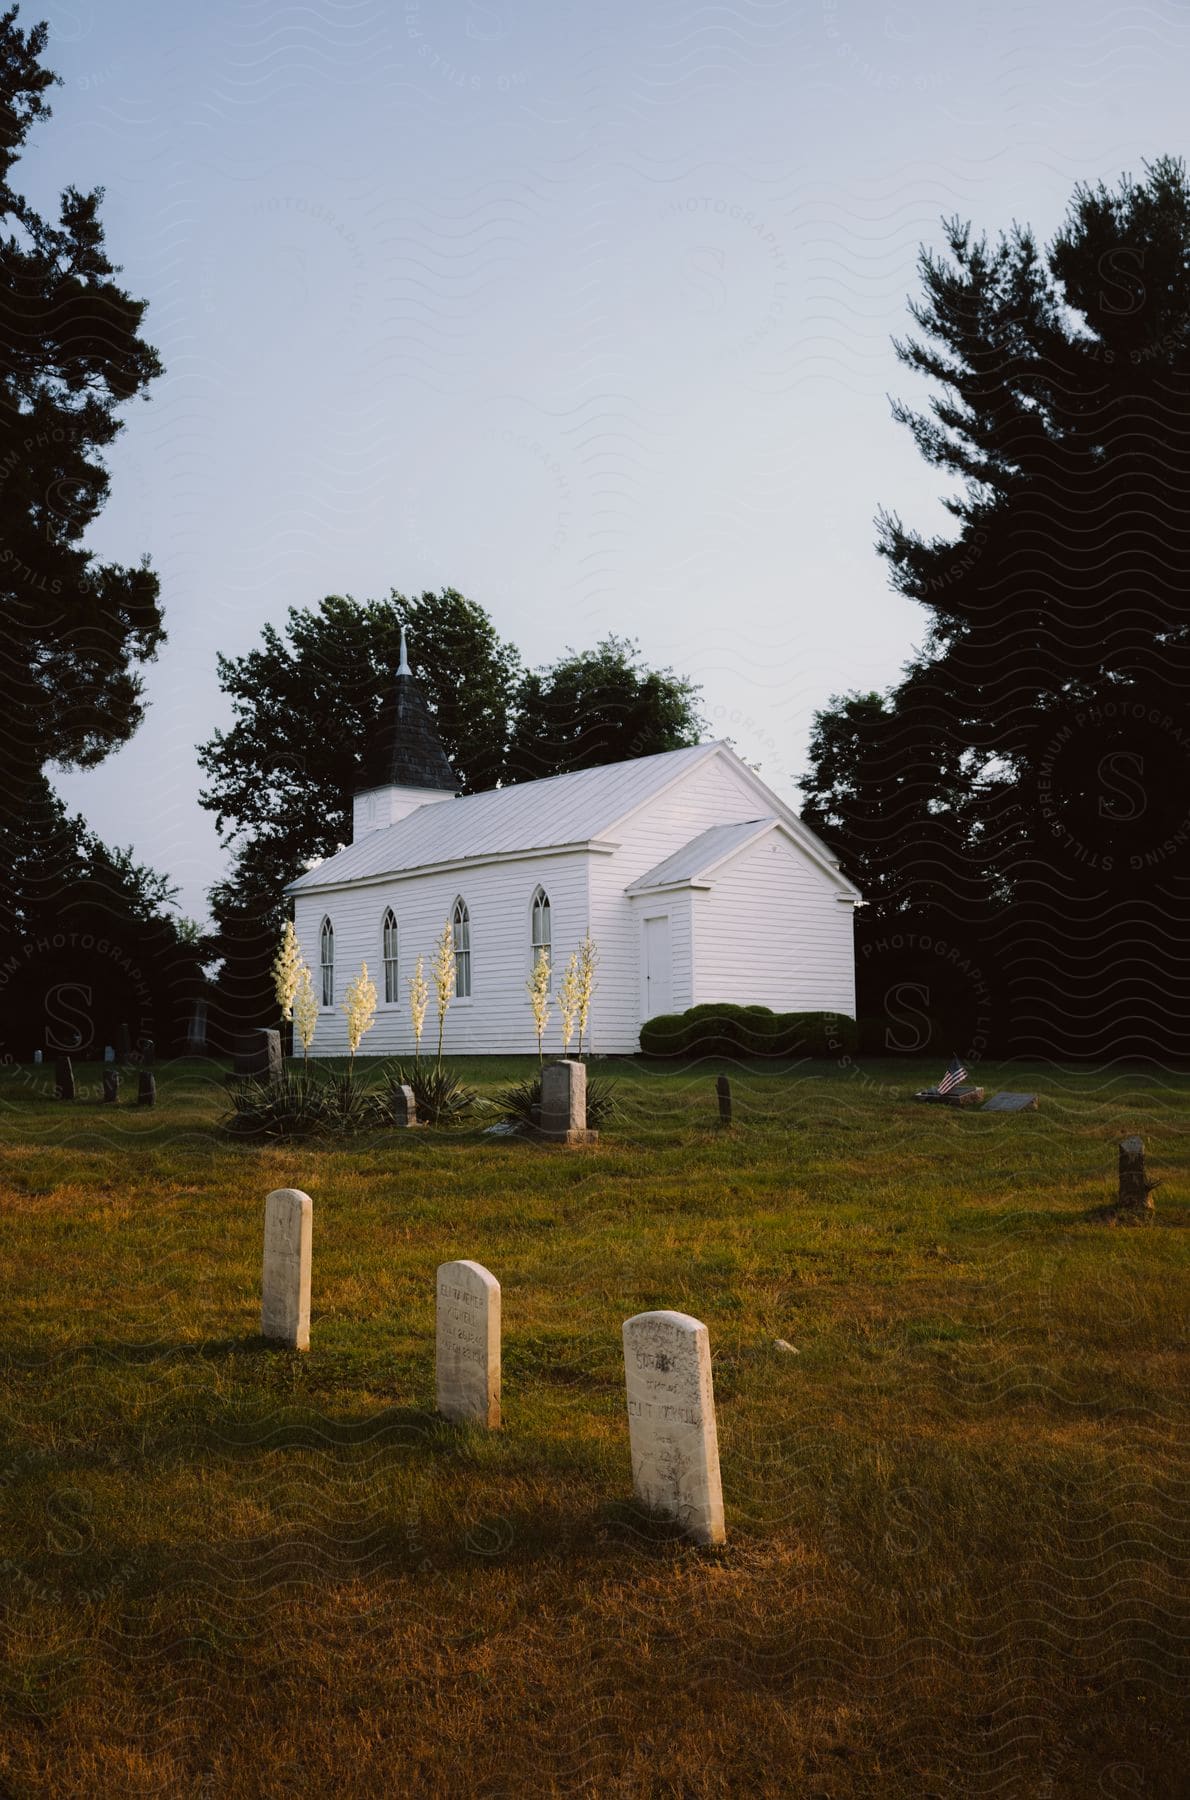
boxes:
[643,914,673,1020]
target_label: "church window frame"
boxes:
[452,897,472,998]
[320,917,335,1008]
[530,886,551,988]
[381,908,399,1005]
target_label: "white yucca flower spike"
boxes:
[293,964,319,1063]
[575,933,598,1058]
[273,919,303,1023]
[432,918,455,1065]
[342,960,378,1061]
[558,949,581,1054]
[407,953,429,1062]
[526,948,551,1065]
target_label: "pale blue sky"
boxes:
[27,0,1190,919]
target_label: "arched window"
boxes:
[530,886,551,981]
[381,908,399,1004]
[320,917,334,1007]
[452,897,471,998]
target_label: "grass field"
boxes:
[0,1054,1185,1798]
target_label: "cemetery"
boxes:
[0,1049,1183,1793]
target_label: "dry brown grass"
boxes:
[0,1054,1185,1797]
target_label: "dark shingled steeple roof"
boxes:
[355,630,457,795]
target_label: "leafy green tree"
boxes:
[198,588,522,1028]
[803,158,1190,1055]
[199,588,520,861]
[507,635,705,784]
[200,605,705,1029]
[0,8,164,818]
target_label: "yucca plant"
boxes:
[225,1071,331,1140]
[384,1060,477,1127]
[323,1069,379,1135]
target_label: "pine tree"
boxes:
[803,159,1190,1056]
[0,9,164,817]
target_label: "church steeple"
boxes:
[352,631,457,838]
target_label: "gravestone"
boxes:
[1118,1135,1156,1217]
[137,1072,156,1108]
[184,999,208,1055]
[621,1309,725,1547]
[981,1092,1039,1113]
[32,1050,42,1065]
[116,1022,132,1061]
[436,1259,500,1429]
[102,1070,119,1104]
[103,1045,115,1063]
[54,1056,75,1101]
[390,1084,419,1128]
[539,1059,598,1145]
[234,1029,283,1082]
[261,1188,312,1350]
[716,1074,732,1125]
[915,1085,985,1107]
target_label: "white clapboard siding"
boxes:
[693,829,857,1015]
[589,753,773,1050]
[294,850,592,1058]
[292,743,859,1056]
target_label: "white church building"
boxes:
[286,637,860,1056]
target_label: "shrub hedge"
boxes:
[639,1004,856,1059]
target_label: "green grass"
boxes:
[0,1054,1185,1797]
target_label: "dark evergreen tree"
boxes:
[0,775,206,1060]
[0,8,164,817]
[0,11,186,1057]
[802,159,1190,1057]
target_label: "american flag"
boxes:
[937,1055,968,1096]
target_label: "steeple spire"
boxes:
[355,629,456,798]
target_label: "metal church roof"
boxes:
[287,741,720,894]
[625,818,779,893]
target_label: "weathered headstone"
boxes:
[1118,1136,1156,1217]
[981,1092,1039,1112]
[32,1049,42,1065]
[622,1309,725,1547]
[54,1056,74,1101]
[261,1188,312,1350]
[137,1072,156,1108]
[716,1074,732,1125]
[234,1029,283,1082]
[102,1069,119,1104]
[390,1084,419,1128]
[184,999,208,1055]
[103,1044,115,1063]
[436,1259,500,1429]
[539,1059,598,1144]
[116,1022,132,1061]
